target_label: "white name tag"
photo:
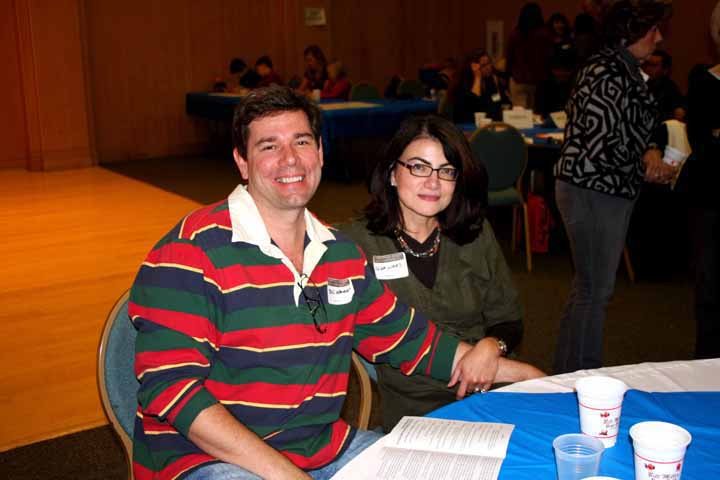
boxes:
[327,277,354,305]
[373,252,409,280]
[491,93,501,103]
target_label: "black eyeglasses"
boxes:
[298,275,327,333]
[395,159,458,181]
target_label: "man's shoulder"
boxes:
[177,200,231,241]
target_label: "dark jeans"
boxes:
[692,207,720,359]
[554,181,636,374]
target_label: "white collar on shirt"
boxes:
[226,185,335,303]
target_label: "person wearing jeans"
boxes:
[553,1,676,374]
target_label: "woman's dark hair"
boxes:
[363,115,488,245]
[303,44,327,68]
[574,13,598,35]
[229,58,247,74]
[602,0,672,48]
[451,49,492,102]
[517,2,545,36]
[232,86,321,158]
[547,12,571,39]
[255,55,273,69]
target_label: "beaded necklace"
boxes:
[394,227,441,258]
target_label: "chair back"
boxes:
[349,82,380,101]
[98,289,137,479]
[396,79,426,99]
[469,122,528,192]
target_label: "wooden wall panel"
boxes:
[15,0,95,170]
[0,1,28,169]
[84,0,714,163]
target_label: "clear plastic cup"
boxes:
[630,421,691,480]
[553,433,605,480]
[575,376,628,447]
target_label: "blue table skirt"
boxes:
[428,391,720,480]
[185,93,437,157]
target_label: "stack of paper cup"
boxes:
[662,145,688,167]
[629,421,691,480]
[574,376,628,448]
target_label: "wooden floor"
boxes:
[0,166,201,451]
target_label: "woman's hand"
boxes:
[643,148,677,183]
[448,338,502,399]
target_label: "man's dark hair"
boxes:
[232,86,322,158]
[255,55,274,69]
[229,58,247,74]
[602,0,672,48]
[363,115,488,245]
[652,49,672,70]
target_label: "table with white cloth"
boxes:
[331,359,720,479]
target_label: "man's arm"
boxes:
[131,222,308,477]
[188,405,311,480]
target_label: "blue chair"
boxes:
[349,82,381,101]
[470,122,532,272]
[97,289,136,480]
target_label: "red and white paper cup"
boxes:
[574,376,628,448]
[629,421,692,480]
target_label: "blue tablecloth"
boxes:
[457,122,563,149]
[185,93,437,157]
[428,390,720,479]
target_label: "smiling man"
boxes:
[128,86,542,480]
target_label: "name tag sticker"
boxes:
[327,277,354,305]
[373,252,409,280]
[491,93,502,102]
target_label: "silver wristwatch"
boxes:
[496,338,508,356]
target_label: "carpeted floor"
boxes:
[1,154,695,479]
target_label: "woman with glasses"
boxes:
[340,115,539,432]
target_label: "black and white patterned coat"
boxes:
[555,47,659,199]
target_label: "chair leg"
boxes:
[523,203,532,272]
[623,245,635,283]
[511,206,518,253]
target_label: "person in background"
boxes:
[574,13,602,67]
[548,12,575,60]
[321,61,351,100]
[255,56,283,88]
[340,115,543,432]
[227,58,261,92]
[297,45,327,95]
[452,49,511,122]
[553,0,676,374]
[506,2,553,110]
[686,1,720,359]
[642,49,686,121]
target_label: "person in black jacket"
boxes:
[686,12,720,358]
[553,0,676,374]
[452,49,511,123]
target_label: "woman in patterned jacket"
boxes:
[553,0,675,374]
